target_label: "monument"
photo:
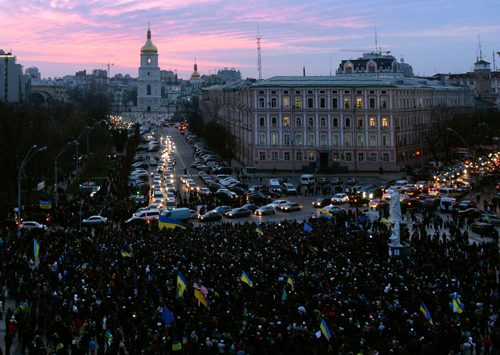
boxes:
[388,190,410,258]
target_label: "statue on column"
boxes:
[389,190,403,247]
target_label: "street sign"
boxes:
[37,180,45,191]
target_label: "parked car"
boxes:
[481,214,500,226]
[459,200,477,210]
[199,211,223,222]
[458,208,483,219]
[82,215,108,226]
[346,178,359,185]
[331,193,348,204]
[254,205,276,215]
[21,221,48,231]
[226,208,252,218]
[281,183,297,196]
[247,193,272,206]
[317,177,329,185]
[259,189,281,198]
[330,178,343,185]
[471,222,494,236]
[281,202,302,212]
[348,194,369,207]
[312,198,331,208]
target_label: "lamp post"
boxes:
[76,126,92,171]
[18,145,47,237]
[55,141,78,207]
[447,127,470,195]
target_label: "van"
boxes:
[160,208,190,222]
[440,197,457,212]
[300,174,315,186]
[438,187,461,198]
[132,209,161,220]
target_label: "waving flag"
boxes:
[420,302,434,325]
[159,215,187,230]
[304,223,313,233]
[121,250,132,258]
[320,319,331,341]
[34,240,40,261]
[194,289,211,310]
[241,271,253,287]
[255,225,264,235]
[287,276,295,291]
[162,306,175,325]
[282,288,287,301]
[320,209,332,219]
[452,293,464,314]
[39,200,52,209]
[194,282,209,297]
[176,272,188,299]
[20,302,29,313]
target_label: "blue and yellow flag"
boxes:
[320,319,331,341]
[287,276,295,291]
[420,302,434,325]
[484,214,492,223]
[172,340,182,351]
[381,218,392,225]
[20,302,29,313]
[176,272,188,299]
[81,263,88,269]
[304,223,313,233]
[256,225,264,235]
[452,294,464,314]
[39,200,52,209]
[282,288,287,301]
[320,209,332,219]
[241,271,253,287]
[162,306,175,325]
[194,289,211,310]
[121,250,132,258]
[34,240,40,261]
[159,215,187,230]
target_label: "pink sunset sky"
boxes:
[1,0,499,80]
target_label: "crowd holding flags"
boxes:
[158,215,187,230]
[39,200,52,209]
[287,275,295,291]
[176,272,188,299]
[193,282,209,297]
[255,225,264,235]
[452,293,464,313]
[20,302,29,313]
[194,289,211,310]
[420,301,434,325]
[162,306,175,325]
[320,319,332,341]
[320,209,332,219]
[120,249,132,257]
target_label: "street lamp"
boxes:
[55,140,78,207]
[447,127,471,195]
[76,126,92,171]
[18,145,47,237]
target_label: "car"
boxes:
[213,205,232,215]
[471,222,495,236]
[247,193,272,206]
[281,202,302,212]
[422,198,440,211]
[369,199,388,209]
[191,161,200,168]
[331,193,348,204]
[317,177,329,185]
[458,208,484,219]
[199,211,223,222]
[268,200,289,209]
[312,198,331,208]
[330,178,343,185]
[321,205,346,215]
[254,205,276,215]
[229,187,247,196]
[189,210,200,219]
[346,178,359,185]
[26,213,53,225]
[150,158,157,166]
[348,194,369,207]
[259,189,281,198]
[82,215,108,225]
[400,198,419,213]
[365,188,383,199]
[281,183,297,196]
[481,214,500,226]
[217,189,237,199]
[21,221,48,231]
[226,208,252,218]
[459,200,477,210]
[241,204,259,213]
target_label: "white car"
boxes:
[150,158,157,166]
[21,221,48,231]
[268,200,289,209]
[331,193,349,204]
[82,215,108,225]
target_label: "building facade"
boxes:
[137,26,162,111]
[336,52,414,78]
[0,49,23,102]
[205,76,474,172]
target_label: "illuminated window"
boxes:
[345,134,351,146]
[381,98,388,108]
[357,98,363,109]
[370,118,375,127]
[259,134,266,145]
[147,58,151,64]
[382,118,388,127]
[308,152,315,161]
[344,98,350,109]
[357,135,364,146]
[283,116,290,127]
[283,97,290,108]
[295,98,301,108]
[271,134,278,146]
[357,118,363,127]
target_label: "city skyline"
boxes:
[1,0,499,80]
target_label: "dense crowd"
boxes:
[2,155,500,355]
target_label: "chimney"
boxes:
[303,67,306,76]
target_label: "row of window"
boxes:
[258,97,389,109]
[259,116,389,128]
[258,89,388,95]
[258,151,391,162]
[258,133,390,147]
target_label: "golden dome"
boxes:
[191,63,201,79]
[141,27,158,55]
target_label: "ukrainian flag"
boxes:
[20,302,29,313]
[81,263,88,269]
[320,209,332,219]
[484,214,492,223]
[34,240,40,261]
[287,276,295,291]
[282,288,287,301]
[121,250,132,258]
[320,319,331,341]
[256,225,264,235]
[452,294,464,314]
[381,218,392,225]
[172,340,182,351]
[420,301,434,325]
[159,215,187,230]
[194,289,211,310]
[176,272,188,299]
[241,271,253,287]
[39,200,52,209]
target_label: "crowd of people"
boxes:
[1,156,500,355]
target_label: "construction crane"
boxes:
[89,61,115,78]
